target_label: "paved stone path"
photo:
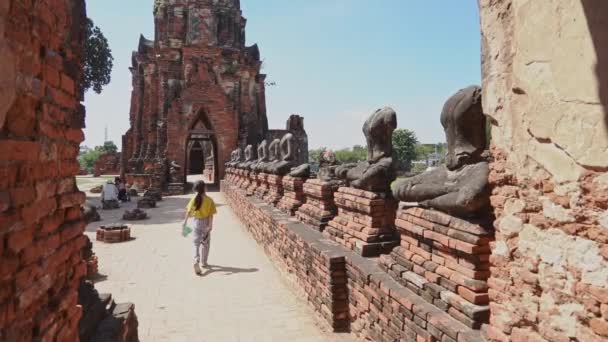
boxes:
[85,188,353,342]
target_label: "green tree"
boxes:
[78,141,118,173]
[84,18,114,94]
[335,146,368,164]
[392,129,419,171]
[415,144,436,161]
[78,149,102,173]
[100,141,118,154]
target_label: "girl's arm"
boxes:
[183,210,190,226]
[209,215,214,231]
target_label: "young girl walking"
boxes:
[183,180,217,275]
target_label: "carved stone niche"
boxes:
[393,86,490,218]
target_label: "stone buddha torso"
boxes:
[270,133,296,175]
[251,140,268,173]
[263,139,280,174]
[393,85,489,217]
[335,107,397,192]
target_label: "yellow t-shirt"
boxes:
[187,195,217,219]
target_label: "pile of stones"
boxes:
[82,236,98,280]
[122,209,148,221]
[102,200,120,210]
[82,203,101,223]
[78,281,139,342]
[137,189,162,209]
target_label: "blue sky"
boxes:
[83,0,481,150]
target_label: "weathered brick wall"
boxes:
[0,0,88,340]
[222,181,484,341]
[222,182,349,330]
[480,1,608,340]
[347,256,483,342]
[94,152,121,176]
[381,208,492,330]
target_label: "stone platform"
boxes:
[246,172,260,196]
[254,173,270,199]
[296,179,343,231]
[237,169,252,190]
[325,187,399,257]
[277,176,306,215]
[263,174,284,205]
[379,206,493,329]
[96,225,132,243]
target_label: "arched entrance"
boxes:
[185,110,219,186]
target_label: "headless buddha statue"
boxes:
[229,147,244,167]
[251,140,269,173]
[268,133,296,175]
[239,145,255,170]
[335,107,397,192]
[393,86,489,217]
[263,139,280,173]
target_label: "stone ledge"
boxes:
[222,180,484,341]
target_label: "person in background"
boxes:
[183,180,217,275]
[100,179,119,206]
[115,177,128,202]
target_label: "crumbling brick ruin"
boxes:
[2,0,608,341]
[0,0,88,340]
[0,1,138,341]
[121,0,269,194]
[94,152,121,176]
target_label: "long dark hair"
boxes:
[193,180,206,210]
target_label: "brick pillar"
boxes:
[0,0,87,339]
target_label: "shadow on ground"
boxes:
[200,265,259,277]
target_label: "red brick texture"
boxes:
[254,173,270,199]
[324,187,399,257]
[380,207,493,329]
[277,176,306,216]
[94,152,121,176]
[262,174,284,206]
[222,181,484,341]
[96,225,132,244]
[486,147,608,342]
[0,0,88,339]
[296,178,344,232]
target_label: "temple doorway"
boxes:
[186,136,217,186]
[188,141,205,175]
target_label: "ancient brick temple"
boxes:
[121,0,268,192]
[2,0,608,341]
